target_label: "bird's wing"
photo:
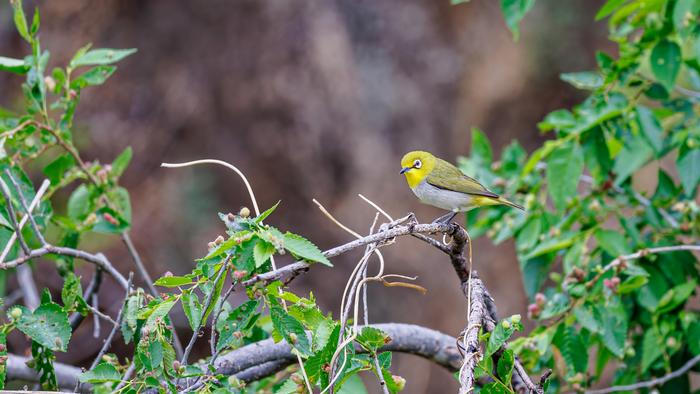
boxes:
[426,158,499,198]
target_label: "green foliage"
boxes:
[460,0,700,390]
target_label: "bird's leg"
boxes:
[432,211,458,224]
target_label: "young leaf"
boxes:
[43,154,76,185]
[560,71,603,90]
[253,241,275,268]
[70,48,137,68]
[11,0,32,43]
[470,127,493,166]
[496,348,515,385]
[254,201,280,223]
[181,291,202,331]
[356,327,389,353]
[485,315,522,358]
[71,65,117,88]
[283,232,331,266]
[499,0,535,40]
[111,147,133,178]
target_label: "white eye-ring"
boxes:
[413,159,422,169]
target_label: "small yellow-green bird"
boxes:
[400,151,524,223]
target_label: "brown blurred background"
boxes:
[0,1,612,392]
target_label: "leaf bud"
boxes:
[502,320,511,329]
[215,235,225,245]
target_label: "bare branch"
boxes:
[585,354,700,394]
[0,245,129,290]
[7,354,88,392]
[213,323,461,379]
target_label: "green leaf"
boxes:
[143,298,176,331]
[650,40,682,91]
[677,141,700,196]
[71,65,116,88]
[11,0,32,43]
[554,325,588,374]
[617,275,648,294]
[181,291,202,331]
[582,127,612,185]
[254,241,275,268]
[481,382,511,394]
[337,374,368,394]
[0,56,29,74]
[0,332,6,389]
[613,134,654,186]
[641,329,663,373]
[284,232,331,266]
[599,301,627,358]
[499,0,536,40]
[61,272,88,315]
[270,305,312,356]
[31,342,57,390]
[255,201,280,223]
[596,0,627,20]
[111,147,133,178]
[497,348,515,384]
[67,184,92,221]
[43,154,76,185]
[595,229,631,256]
[522,232,577,260]
[471,128,493,166]
[547,142,584,211]
[356,327,389,352]
[16,303,71,352]
[485,315,522,358]
[79,362,121,383]
[154,275,193,288]
[70,48,137,68]
[656,280,697,313]
[216,300,259,352]
[538,109,576,132]
[673,0,700,35]
[121,292,142,344]
[93,206,130,233]
[560,71,603,90]
[636,106,664,154]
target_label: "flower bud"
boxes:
[239,207,250,218]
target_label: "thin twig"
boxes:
[76,273,133,392]
[0,179,50,262]
[1,245,129,290]
[5,169,47,246]
[586,244,700,289]
[70,268,103,330]
[585,354,700,394]
[0,177,31,255]
[122,232,184,358]
[180,261,229,364]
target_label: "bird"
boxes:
[399,150,524,223]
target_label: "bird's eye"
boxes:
[413,159,422,169]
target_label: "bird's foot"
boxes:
[431,211,458,225]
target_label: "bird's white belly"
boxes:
[412,180,473,211]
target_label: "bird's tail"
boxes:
[497,196,525,211]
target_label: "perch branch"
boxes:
[585,354,700,394]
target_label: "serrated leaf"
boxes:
[356,327,389,352]
[497,348,515,385]
[16,303,71,352]
[255,201,280,223]
[641,329,663,373]
[270,305,312,357]
[485,315,522,358]
[254,241,275,268]
[181,291,202,331]
[599,302,627,358]
[284,232,331,266]
[216,299,259,352]
[143,298,176,330]
[79,362,121,383]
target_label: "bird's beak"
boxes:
[399,167,411,175]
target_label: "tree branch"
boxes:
[585,354,700,394]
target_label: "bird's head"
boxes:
[400,151,436,188]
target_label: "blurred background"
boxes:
[0,0,612,392]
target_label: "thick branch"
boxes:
[458,274,488,394]
[214,323,460,380]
